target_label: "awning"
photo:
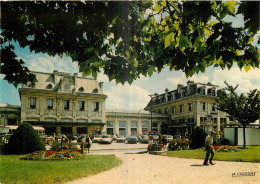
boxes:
[168,124,186,128]
[25,121,106,126]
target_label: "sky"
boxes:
[0,43,260,110]
[1,3,260,110]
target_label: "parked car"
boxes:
[167,135,174,143]
[127,136,138,144]
[140,134,149,143]
[116,135,126,143]
[99,135,113,144]
[92,135,102,143]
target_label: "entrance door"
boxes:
[61,127,72,134]
[131,128,137,135]
[119,128,125,136]
[77,127,88,134]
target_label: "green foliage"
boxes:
[189,126,208,149]
[49,139,62,151]
[1,1,259,86]
[5,122,45,155]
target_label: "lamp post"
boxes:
[149,94,155,133]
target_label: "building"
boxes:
[18,70,107,136]
[105,109,168,136]
[144,81,230,136]
[0,104,21,126]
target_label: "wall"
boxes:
[224,127,260,146]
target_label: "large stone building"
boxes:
[105,109,168,136]
[19,70,107,135]
[144,81,230,136]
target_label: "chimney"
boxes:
[53,70,58,84]
[74,73,78,87]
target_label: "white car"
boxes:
[92,135,102,143]
[99,135,113,144]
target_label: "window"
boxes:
[79,101,85,111]
[47,99,53,109]
[180,105,183,113]
[165,108,169,115]
[131,122,137,127]
[46,84,53,89]
[158,109,162,114]
[119,121,126,127]
[94,102,99,111]
[64,100,69,110]
[142,122,148,127]
[92,88,98,93]
[172,106,175,114]
[181,91,185,98]
[202,102,206,111]
[212,90,216,96]
[30,98,36,108]
[79,87,84,92]
[189,103,192,112]
[152,123,158,127]
[168,95,171,101]
[107,121,114,127]
[200,117,207,122]
[212,103,216,111]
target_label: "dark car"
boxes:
[116,135,126,143]
[140,135,149,143]
[127,136,138,144]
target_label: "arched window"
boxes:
[46,84,53,89]
[79,87,84,92]
[92,88,98,93]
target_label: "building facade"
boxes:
[0,104,21,126]
[144,81,230,136]
[19,70,107,136]
[105,109,168,136]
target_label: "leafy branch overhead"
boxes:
[1,1,259,87]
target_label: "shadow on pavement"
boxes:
[190,164,205,167]
[125,151,148,154]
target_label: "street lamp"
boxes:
[149,94,155,133]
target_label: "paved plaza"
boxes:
[66,143,260,184]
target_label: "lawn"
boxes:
[154,146,260,162]
[0,154,122,184]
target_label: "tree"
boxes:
[189,126,208,149]
[1,1,259,87]
[215,82,260,148]
[5,122,45,154]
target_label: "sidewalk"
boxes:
[67,152,260,184]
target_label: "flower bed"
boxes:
[20,150,85,161]
[216,145,240,152]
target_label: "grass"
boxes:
[0,154,122,184]
[154,146,260,162]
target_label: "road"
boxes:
[66,143,260,184]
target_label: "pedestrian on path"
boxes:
[203,131,216,165]
[147,134,154,151]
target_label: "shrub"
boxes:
[5,122,45,154]
[189,126,207,149]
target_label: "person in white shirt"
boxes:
[203,131,216,165]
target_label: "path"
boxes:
[66,152,260,184]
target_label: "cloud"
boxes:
[166,73,209,89]
[105,84,150,110]
[212,67,260,93]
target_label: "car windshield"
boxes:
[142,135,148,138]
[168,135,173,138]
[95,135,101,138]
[118,135,125,138]
[154,135,159,139]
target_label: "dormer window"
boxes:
[79,87,84,92]
[28,83,35,88]
[46,84,53,89]
[92,88,98,93]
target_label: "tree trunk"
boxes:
[243,124,246,148]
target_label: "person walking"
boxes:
[147,133,154,152]
[162,136,167,151]
[203,131,216,165]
